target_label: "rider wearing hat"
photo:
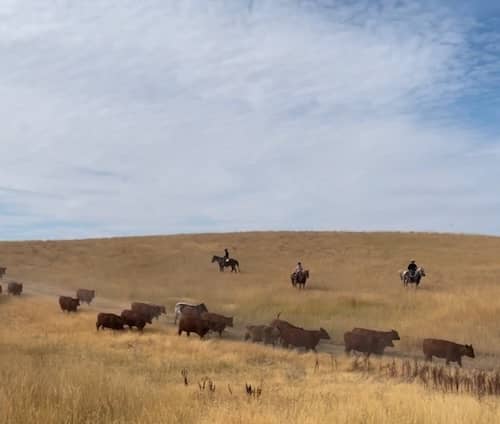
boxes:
[224,248,230,263]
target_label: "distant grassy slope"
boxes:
[1,232,500,363]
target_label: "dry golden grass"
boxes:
[1,231,500,423]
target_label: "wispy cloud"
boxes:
[1,0,499,239]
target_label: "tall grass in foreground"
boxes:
[1,298,499,424]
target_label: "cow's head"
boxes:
[269,326,280,339]
[319,328,331,340]
[390,329,400,340]
[463,344,475,358]
[225,316,234,327]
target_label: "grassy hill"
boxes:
[1,231,499,423]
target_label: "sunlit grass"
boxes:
[1,232,500,423]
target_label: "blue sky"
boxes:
[1,0,500,240]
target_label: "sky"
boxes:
[1,0,500,240]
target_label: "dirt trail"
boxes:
[21,279,128,313]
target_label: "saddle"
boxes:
[407,270,417,281]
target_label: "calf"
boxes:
[352,328,398,354]
[344,331,385,357]
[59,296,80,312]
[178,313,210,338]
[7,281,23,296]
[279,326,330,352]
[174,302,208,324]
[200,312,233,337]
[96,313,125,331]
[151,304,166,317]
[245,325,281,346]
[76,288,95,305]
[423,338,475,367]
[0,267,6,279]
[121,310,147,332]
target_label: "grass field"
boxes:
[1,231,499,423]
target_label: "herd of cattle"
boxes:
[0,269,476,368]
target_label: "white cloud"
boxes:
[1,0,499,239]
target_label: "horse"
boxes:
[290,270,310,289]
[400,267,426,287]
[211,255,240,273]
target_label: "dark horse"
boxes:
[212,255,240,272]
[400,267,426,287]
[290,270,310,289]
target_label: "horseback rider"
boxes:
[294,262,304,278]
[407,260,418,277]
[224,248,230,263]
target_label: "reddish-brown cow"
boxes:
[423,338,475,367]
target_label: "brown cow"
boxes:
[59,296,80,312]
[269,315,304,332]
[344,331,387,356]
[0,267,6,279]
[7,281,23,296]
[178,313,210,338]
[96,313,125,331]
[174,302,208,324]
[244,325,281,345]
[279,326,330,352]
[200,312,233,337]
[131,302,165,321]
[76,289,95,305]
[352,328,398,353]
[423,338,475,367]
[121,310,147,332]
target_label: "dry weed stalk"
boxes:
[198,377,216,393]
[330,354,337,371]
[245,382,262,399]
[181,368,188,386]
